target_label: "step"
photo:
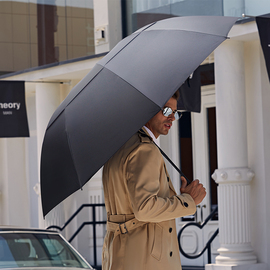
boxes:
[95,265,204,270]
[182,266,205,270]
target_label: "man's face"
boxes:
[145,97,177,138]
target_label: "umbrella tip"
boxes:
[242,13,256,18]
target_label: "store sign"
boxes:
[0,81,29,137]
[256,14,270,82]
[178,68,201,113]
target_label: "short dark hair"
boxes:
[172,90,180,100]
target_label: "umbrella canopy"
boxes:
[41,16,238,216]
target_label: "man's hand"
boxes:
[180,176,206,205]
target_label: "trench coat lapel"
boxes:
[141,127,178,195]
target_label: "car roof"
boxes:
[0,226,58,234]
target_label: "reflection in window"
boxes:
[0,0,94,74]
[124,0,270,36]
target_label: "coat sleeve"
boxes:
[125,142,196,222]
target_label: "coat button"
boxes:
[170,251,173,257]
[169,227,172,233]
[184,202,189,207]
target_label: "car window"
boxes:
[0,232,91,269]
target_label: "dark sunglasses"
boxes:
[162,107,182,120]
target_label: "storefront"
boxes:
[0,1,270,268]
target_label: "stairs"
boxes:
[96,265,204,270]
[182,266,205,270]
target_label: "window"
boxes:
[0,0,94,74]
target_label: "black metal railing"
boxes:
[178,205,219,264]
[47,203,106,268]
[47,203,219,268]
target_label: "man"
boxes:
[102,91,206,270]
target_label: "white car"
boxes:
[0,226,95,269]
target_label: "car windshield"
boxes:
[0,232,91,268]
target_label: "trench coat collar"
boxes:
[143,126,159,145]
[138,127,153,143]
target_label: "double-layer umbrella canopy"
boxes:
[41,16,238,216]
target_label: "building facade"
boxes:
[0,0,270,269]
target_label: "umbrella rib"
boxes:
[148,28,229,39]
[102,22,157,66]
[64,110,82,187]
[102,66,162,109]
[47,67,104,130]
[102,27,228,68]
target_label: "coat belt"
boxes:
[107,214,147,236]
[108,214,135,223]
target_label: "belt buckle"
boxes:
[119,223,128,234]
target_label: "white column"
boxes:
[245,40,270,266]
[25,87,39,228]
[212,168,256,265]
[35,82,62,228]
[93,0,110,54]
[93,0,122,53]
[206,40,259,269]
[0,138,30,226]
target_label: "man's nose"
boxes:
[168,113,175,121]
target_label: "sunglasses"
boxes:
[162,107,182,120]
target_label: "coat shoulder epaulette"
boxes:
[138,129,153,143]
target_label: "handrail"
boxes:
[47,203,219,266]
[178,205,218,263]
[47,203,105,231]
[46,203,106,268]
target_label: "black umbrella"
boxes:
[41,16,237,216]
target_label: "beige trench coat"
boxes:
[102,128,196,270]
